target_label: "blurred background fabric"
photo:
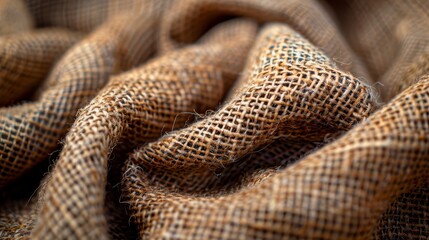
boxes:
[0,0,428,239]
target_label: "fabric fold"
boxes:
[31,19,258,239]
[0,0,428,239]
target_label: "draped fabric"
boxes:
[0,0,428,239]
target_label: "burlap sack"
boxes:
[0,0,428,239]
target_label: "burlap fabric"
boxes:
[0,0,428,239]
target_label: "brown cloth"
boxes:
[0,0,428,239]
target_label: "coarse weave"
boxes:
[0,0,428,239]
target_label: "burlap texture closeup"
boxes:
[0,0,428,239]
[125,73,429,239]
[0,29,81,106]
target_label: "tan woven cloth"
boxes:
[0,0,428,239]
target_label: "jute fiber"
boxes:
[0,0,428,239]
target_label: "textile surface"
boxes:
[0,0,428,239]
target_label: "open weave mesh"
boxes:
[0,0,428,239]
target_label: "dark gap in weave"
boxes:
[0,150,54,201]
[375,183,429,239]
[107,146,139,239]
[137,139,325,197]
[174,14,238,47]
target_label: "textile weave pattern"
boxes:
[0,0,428,239]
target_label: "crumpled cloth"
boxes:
[0,0,428,239]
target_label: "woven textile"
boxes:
[0,0,428,239]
